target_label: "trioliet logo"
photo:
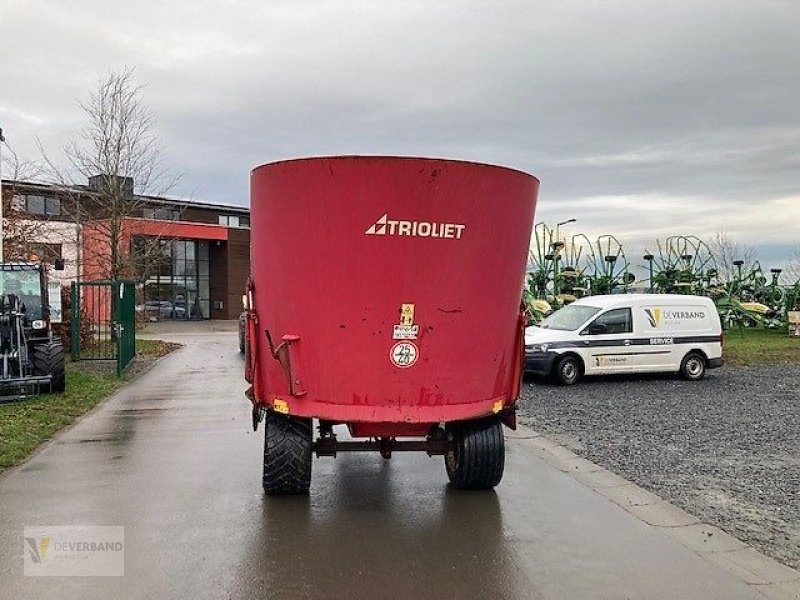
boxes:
[365,213,466,239]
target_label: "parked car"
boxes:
[525,294,724,385]
[136,300,187,320]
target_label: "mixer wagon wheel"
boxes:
[444,417,505,490]
[262,411,313,495]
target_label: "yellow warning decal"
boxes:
[492,400,503,414]
[400,303,415,326]
[273,399,289,414]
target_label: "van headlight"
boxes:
[526,343,550,353]
[32,320,46,330]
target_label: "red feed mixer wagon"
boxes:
[244,156,538,493]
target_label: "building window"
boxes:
[143,207,180,221]
[218,214,249,228]
[30,243,63,263]
[23,194,61,216]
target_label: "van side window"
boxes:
[588,308,633,335]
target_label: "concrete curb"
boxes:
[508,424,800,600]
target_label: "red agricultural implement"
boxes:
[244,156,538,493]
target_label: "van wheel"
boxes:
[553,355,581,385]
[680,352,706,381]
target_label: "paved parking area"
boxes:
[519,365,800,570]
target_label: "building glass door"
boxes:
[139,238,211,320]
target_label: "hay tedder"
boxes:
[243,157,538,493]
[0,263,66,399]
[643,236,718,296]
[527,224,799,332]
[714,261,785,329]
[525,229,633,323]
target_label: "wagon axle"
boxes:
[313,423,450,458]
[314,437,451,458]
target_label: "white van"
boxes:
[525,294,723,385]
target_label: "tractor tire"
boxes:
[553,354,582,386]
[445,417,505,490]
[33,341,66,393]
[262,410,313,495]
[680,352,706,381]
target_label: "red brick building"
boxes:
[5,177,250,320]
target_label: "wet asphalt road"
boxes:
[0,332,763,599]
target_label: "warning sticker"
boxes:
[390,341,419,368]
[393,324,419,340]
[400,304,415,326]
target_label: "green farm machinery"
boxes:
[643,236,718,296]
[581,234,636,295]
[525,225,635,323]
[526,223,798,332]
[713,261,784,329]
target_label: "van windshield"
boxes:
[539,304,601,331]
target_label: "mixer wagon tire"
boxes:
[262,411,313,495]
[33,341,65,393]
[553,354,581,386]
[680,352,706,381]
[445,417,505,490]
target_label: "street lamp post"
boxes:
[555,218,577,243]
[552,219,577,303]
[643,254,655,293]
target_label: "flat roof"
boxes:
[5,179,249,213]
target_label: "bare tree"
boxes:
[0,140,61,261]
[786,246,800,284]
[708,230,759,281]
[42,67,180,281]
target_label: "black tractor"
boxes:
[0,262,66,398]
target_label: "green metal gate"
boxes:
[114,281,135,376]
[70,280,136,376]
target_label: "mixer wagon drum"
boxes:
[245,156,538,493]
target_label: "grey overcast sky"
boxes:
[1,0,799,269]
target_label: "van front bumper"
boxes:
[525,350,558,376]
